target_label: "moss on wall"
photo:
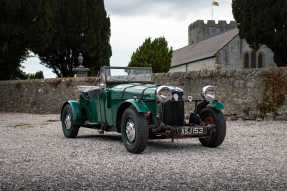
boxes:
[259,70,287,119]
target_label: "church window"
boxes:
[251,50,257,68]
[243,52,249,68]
[258,52,264,68]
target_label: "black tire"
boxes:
[121,107,149,154]
[61,104,80,138]
[199,108,226,148]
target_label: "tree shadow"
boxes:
[76,133,225,153]
[147,141,203,153]
[77,134,122,142]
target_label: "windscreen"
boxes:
[102,67,152,83]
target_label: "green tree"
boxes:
[16,70,44,80]
[29,0,112,77]
[28,71,44,80]
[0,0,30,80]
[233,0,287,66]
[0,0,111,80]
[129,37,173,73]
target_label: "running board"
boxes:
[82,121,101,128]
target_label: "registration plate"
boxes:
[177,126,206,136]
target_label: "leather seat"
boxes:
[79,86,101,100]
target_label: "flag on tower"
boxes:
[212,0,220,6]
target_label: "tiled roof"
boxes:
[171,29,239,67]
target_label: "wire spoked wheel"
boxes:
[121,107,149,154]
[61,104,80,138]
[125,119,136,144]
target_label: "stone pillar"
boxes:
[72,52,90,77]
[73,65,90,77]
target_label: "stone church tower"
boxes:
[170,20,277,73]
[188,20,237,45]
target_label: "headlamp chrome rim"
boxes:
[202,85,216,101]
[157,86,172,103]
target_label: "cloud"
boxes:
[105,0,210,18]
[106,0,235,68]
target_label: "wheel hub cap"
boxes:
[65,114,72,130]
[125,120,136,143]
[205,116,215,125]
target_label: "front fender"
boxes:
[209,100,225,111]
[124,99,150,113]
[61,100,82,125]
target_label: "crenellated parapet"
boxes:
[188,20,237,45]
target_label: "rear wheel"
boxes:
[199,108,226,148]
[121,107,148,154]
[61,104,80,138]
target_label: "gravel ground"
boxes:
[0,113,287,191]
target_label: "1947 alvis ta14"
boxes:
[61,67,226,154]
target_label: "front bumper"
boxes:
[152,124,216,139]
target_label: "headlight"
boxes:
[202,85,216,101]
[157,86,172,103]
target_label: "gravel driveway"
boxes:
[0,113,287,191]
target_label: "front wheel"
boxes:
[199,108,226,148]
[61,104,80,138]
[121,107,149,154]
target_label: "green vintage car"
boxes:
[61,67,226,154]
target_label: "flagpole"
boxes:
[211,0,219,20]
[211,2,214,20]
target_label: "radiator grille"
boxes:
[160,101,184,126]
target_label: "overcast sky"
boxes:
[22,0,234,78]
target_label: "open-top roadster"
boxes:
[61,67,226,154]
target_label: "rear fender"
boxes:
[61,101,82,126]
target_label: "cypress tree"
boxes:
[0,0,111,79]
[0,0,29,80]
[30,0,112,77]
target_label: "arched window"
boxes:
[258,52,264,68]
[243,52,249,68]
[251,50,257,68]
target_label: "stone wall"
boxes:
[0,77,99,114]
[1,69,287,120]
[154,70,265,120]
[154,69,287,120]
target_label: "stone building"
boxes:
[170,20,277,72]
